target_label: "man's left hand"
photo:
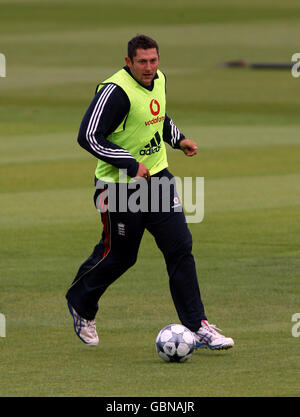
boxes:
[179,139,198,156]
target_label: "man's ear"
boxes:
[125,56,131,67]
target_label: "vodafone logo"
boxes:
[150,99,160,116]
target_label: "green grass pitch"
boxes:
[0,0,300,397]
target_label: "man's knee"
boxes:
[109,252,138,273]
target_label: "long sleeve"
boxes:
[163,114,185,149]
[77,83,139,178]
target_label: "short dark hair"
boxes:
[127,34,159,61]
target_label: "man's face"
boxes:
[125,48,160,87]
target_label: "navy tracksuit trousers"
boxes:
[66,169,207,332]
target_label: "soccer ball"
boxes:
[155,324,195,363]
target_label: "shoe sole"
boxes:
[195,343,234,350]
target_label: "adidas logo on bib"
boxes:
[140,132,161,156]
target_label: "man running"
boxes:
[66,34,234,351]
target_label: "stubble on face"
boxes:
[125,48,160,87]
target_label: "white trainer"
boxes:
[67,302,99,346]
[194,320,234,350]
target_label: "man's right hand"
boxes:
[135,163,150,181]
